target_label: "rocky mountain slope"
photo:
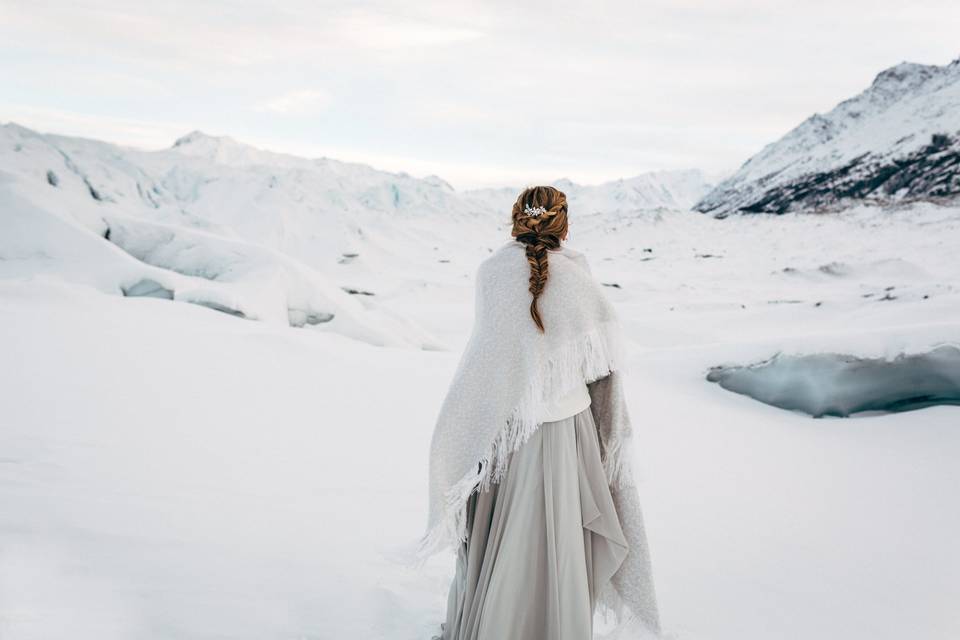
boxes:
[696,58,960,217]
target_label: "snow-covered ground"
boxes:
[2,126,960,639]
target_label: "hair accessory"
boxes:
[523,205,547,217]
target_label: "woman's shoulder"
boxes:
[556,244,591,274]
[479,240,519,268]
[475,241,520,284]
[555,244,585,260]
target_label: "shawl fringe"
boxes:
[594,567,660,637]
[414,319,636,563]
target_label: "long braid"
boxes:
[510,186,568,333]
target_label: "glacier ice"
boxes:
[707,345,960,417]
[288,308,335,327]
[121,278,174,299]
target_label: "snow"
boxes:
[2,123,960,639]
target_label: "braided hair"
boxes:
[510,186,569,333]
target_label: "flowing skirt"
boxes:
[440,405,630,640]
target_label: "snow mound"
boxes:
[707,345,960,417]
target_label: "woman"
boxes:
[420,186,660,639]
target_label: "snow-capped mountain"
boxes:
[696,58,960,217]
[0,123,505,348]
[467,169,712,216]
[0,123,715,347]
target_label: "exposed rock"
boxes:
[341,287,375,296]
[189,300,247,318]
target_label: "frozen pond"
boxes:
[707,345,960,417]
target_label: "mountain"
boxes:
[466,169,712,216]
[1,123,714,347]
[695,58,960,217]
[0,123,503,348]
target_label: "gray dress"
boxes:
[439,404,629,640]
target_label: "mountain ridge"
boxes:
[696,57,960,216]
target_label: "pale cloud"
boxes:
[254,90,331,115]
[2,0,958,188]
[333,8,484,49]
[0,2,485,68]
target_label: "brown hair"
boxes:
[510,185,569,333]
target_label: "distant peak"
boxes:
[871,61,942,89]
[423,175,454,191]
[3,121,33,133]
[883,61,931,74]
[172,130,234,148]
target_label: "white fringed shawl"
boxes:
[420,239,661,635]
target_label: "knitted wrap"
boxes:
[419,239,660,634]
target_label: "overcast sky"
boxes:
[2,0,958,188]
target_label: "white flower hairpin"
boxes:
[524,205,547,217]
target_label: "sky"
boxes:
[2,0,959,189]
